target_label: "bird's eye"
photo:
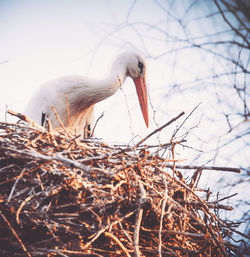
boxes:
[138,61,144,75]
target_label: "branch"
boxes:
[105,232,132,257]
[91,112,104,137]
[0,210,32,257]
[165,164,241,173]
[7,110,38,126]
[172,103,201,138]
[214,0,250,48]
[0,146,92,174]
[133,182,146,257]
[134,111,185,147]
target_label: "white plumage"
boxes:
[25,51,149,137]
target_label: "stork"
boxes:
[25,51,149,137]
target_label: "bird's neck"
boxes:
[107,60,128,91]
[94,59,128,102]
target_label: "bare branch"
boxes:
[134,111,185,147]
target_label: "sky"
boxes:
[0,0,249,241]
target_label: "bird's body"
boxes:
[25,51,148,137]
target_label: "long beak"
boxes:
[133,76,149,127]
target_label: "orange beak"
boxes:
[133,76,149,127]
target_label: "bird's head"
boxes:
[118,51,149,128]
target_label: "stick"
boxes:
[47,119,58,147]
[142,228,228,241]
[0,210,32,257]
[91,112,104,137]
[105,232,132,257]
[175,199,233,211]
[134,112,185,147]
[82,211,136,250]
[172,103,201,138]
[211,193,238,203]
[133,182,146,257]
[50,249,103,257]
[158,176,168,257]
[1,146,92,174]
[51,105,80,145]
[51,106,67,130]
[7,110,36,126]
[7,168,26,203]
[16,195,34,224]
[165,164,241,173]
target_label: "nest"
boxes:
[0,111,243,257]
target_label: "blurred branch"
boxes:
[0,60,8,64]
[214,0,250,49]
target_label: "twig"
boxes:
[189,168,202,191]
[172,103,201,138]
[214,0,250,48]
[91,112,104,137]
[176,199,233,211]
[165,164,241,173]
[36,173,45,191]
[142,227,229,241]
[47,119,58,147]
[0,210,32,257]
[82,211,136,250]
[82,227,107,250]
[16,195,35,224]
[1,146,92,174]
[51,105,66,130]
[50,249,103,257]
[211,193,238,203]
[134,182,146,257]
[228,227,250,240]
[158,176,168,257]
[134,111,185,147]
[7,110,37,126]
[105,232,132,257]
[7,168,26,203]
[51,105,80,146]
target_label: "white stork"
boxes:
[25,51,149,137]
